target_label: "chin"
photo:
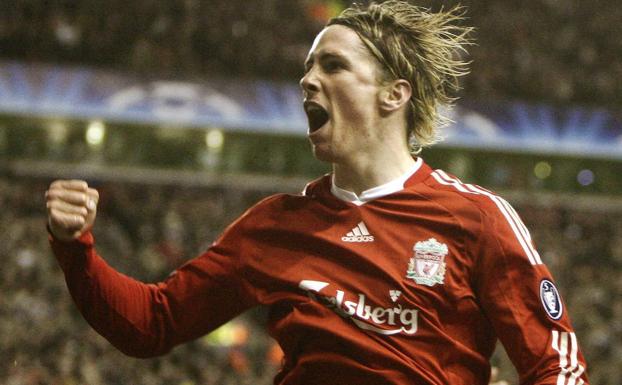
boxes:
[311,147,332,162]
[310,143,336,163]
[311,144,350,165]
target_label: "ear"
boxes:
[379,79,412,113]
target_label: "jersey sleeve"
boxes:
[49,216,259,358]
[472,198,589,385]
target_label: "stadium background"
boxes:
[1,0,620,384]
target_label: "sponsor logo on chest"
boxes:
[299,280,418,335]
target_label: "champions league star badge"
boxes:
[540,279,563,320]
[406,238,448,287]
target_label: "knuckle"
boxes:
[46,189,57,199]
[73,180,88,190]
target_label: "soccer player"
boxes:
[46,1,589,384]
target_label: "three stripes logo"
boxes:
[342,221,374,243]
[551,330,586,384]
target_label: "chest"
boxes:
[246,202,476,334]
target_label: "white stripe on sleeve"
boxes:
[431,170,542,265]
[552,330,585,385]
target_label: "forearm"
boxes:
[50,229,256,358]
[50,231,176,358]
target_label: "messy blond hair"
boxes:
[328,1,473,153]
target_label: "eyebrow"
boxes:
[304,51,349,71]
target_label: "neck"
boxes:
[332,146,416,195]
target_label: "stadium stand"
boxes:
[1,0,621,107]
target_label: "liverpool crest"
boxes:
[406,238,448,287]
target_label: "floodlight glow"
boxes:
[577,169,594,186]
[86,121,106,146]
[205,129,224,150]
[534,161,552,179]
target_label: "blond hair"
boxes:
[328,1,473,153]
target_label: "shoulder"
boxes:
[232,174,330,229]
[418,168,516,230]
[421,168,542,261]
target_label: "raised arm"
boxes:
[46,180,256,357]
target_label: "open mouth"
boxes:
[304,101,329,133]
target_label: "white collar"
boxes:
[331,157,422,206]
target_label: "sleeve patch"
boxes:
[540,279,563,320]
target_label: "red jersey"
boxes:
[50,158,589,385]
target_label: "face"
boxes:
[300,25,386,163]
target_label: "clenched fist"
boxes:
[46,180,99,242]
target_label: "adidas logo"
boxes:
[342,221,374,243]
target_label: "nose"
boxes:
[300,68,320,97]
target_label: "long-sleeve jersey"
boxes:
[50,158,589,385]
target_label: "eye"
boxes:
[323,60,343,73]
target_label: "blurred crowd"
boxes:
[1,0,621,108]
[1,175,620,384]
